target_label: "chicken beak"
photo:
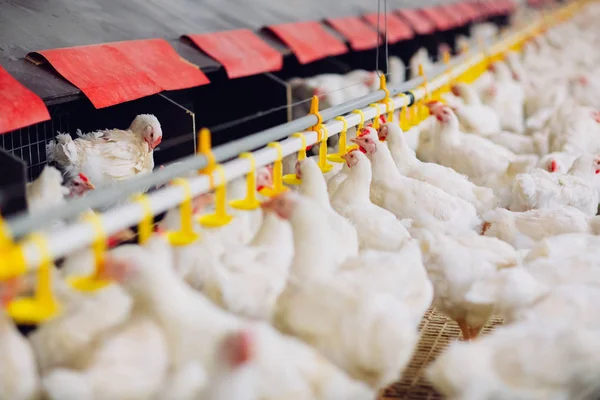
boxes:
[425,101,442,112]
[350,137,368,154]
[341,152,351,161]
[260,198,275,211]
[86,181,96,190]
[0,277,22,308]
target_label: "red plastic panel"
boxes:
[0,66,50,134]
[396,9,436,35]
[440,4,466,27]
[364,13,414,44]
[326,17,380,51]
[485,1,499,15]
[268,22,348,64]
[476,1,494,17]
[35,39,210,109]
[455,2,480,21]
[490,0,506,15]
[421,7,453,31]
[501,0,517,13]
[185,29,282,79]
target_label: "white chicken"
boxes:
[271,192,427,388]
[379,122,497,214]
[449,83,501,136]
[28,282,134,375]
[199,330,258,400]
[484,130,544,156]
[537,152,579,173]
[428,321,600,400]
[481,206,592,249]
[524,233,600,263]
[421,102,519,186]
[296,157,359,262]
[46,114,162,188]
[26,166,94,213]
[414,229,519,340]
[481,61,525,133]
[480,156,538,209]
[41,315,169,400]
[353,127,481,234]
[103,236,375,400]
[510,154,600,216]
[0,311,40,400]
[546,104,600,154]
[171,207,293,321]
[466,254,600,323]
[330,149,411,251]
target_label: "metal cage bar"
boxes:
[5,1,580,272]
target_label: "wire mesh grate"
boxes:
[0,114,70,181]
[381,308,504,400]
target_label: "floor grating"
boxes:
[380,308,504,399]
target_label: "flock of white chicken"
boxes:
[4,3,600,400]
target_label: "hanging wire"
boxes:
[384,0,389,75]
[375,0,390,76]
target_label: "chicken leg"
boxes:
[456,319,484,341]
[468,325,483,339]
[456,318,471,340]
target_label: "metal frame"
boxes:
[3,3,574,271]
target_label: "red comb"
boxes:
[550,160,558,172]
[426,100,443,108]
[78,173,89,183]
[106,236,120,249]
[379,115,386,124]
[358,128,371,137]
[306,145,314,152]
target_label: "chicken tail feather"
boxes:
[47,133,78,165]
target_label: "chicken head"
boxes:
[450,84,462,97]
[0,276,23,307]
[351,128,378,155]
[294,160,302,180]
[260,193,295,220]
[192,193,215,215]
[99,255,135,283]
[256,166,273,191]
[542,158,562,173]
[68,173,95,197]
[342,149,361,168]
[129,114,163,152]
[425,100,445,114]
[377,124,388,141]
[430,104,453,124]
[220,330,255,368]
